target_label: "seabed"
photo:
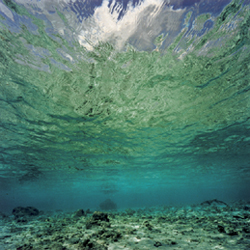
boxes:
[1,200,250,250]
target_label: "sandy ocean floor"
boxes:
[1,200,250,250]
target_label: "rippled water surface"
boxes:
[0,0,250,211]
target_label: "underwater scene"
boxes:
[0,0,250,249]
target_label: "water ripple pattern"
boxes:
[0,0,249,191]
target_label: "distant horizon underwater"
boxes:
[0,0,250,215]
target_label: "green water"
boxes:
[0,0,250,211]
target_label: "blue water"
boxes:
[0,0,250,214]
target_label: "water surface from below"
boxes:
[0,0,249,213]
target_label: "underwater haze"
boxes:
[0,0,250,213]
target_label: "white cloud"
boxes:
[78,0,185,50]
[12,0,186,51]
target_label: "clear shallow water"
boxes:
[0,0,250,213]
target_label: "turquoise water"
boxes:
[0,0,250,213]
